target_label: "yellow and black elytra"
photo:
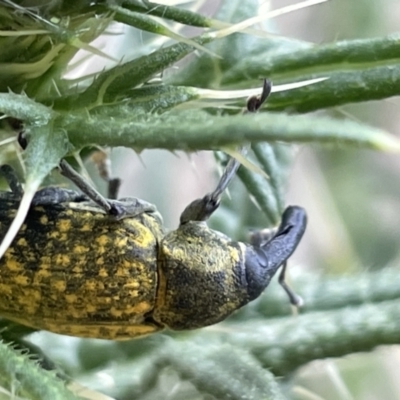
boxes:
[0,81,307,340]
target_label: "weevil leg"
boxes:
[32,187,86,205]
[0,165,23,197]
[90,150,121,199]
[110,197,158,219]
[59,160,116,214]
[59,160,155,219]
[108,178,121,200]
[278,261,303,307]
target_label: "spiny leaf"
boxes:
[223,33,400,84]
[0,92,54,125]
[267,64,400,112]
[157,342,286,400]
[54,34,213,110]
[221,299,400,375]
[60,109,400,153]
[0,340,80,400]
[109,5,218,58]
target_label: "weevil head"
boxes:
[152,206,307,331]
[244,206,307,300]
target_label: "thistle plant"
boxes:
[1,0,400,399]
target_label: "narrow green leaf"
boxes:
[166,0,269,88]
[119,0,213,28]
[266,64,400,112]
[109,6,217,57]
[91,85,200,116]
[60,110,400,152]
[223,33,400,84]
[158,342,285,400]
[54,35,213,110]
[237,164,281,224]
[236,143,293,222]
[0,92,53,124]
[222,299,400,376]
[252,143,290,212]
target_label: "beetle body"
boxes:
[0,189,165,339]
[0,185,306,340]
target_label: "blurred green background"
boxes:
[1,0,400,399]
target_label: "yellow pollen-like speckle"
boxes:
[54,254,71,266]
[65,294,78,303]
[136,231,154,247]
[16,238,28,246]
[0,284,11,295]
[85,280,104,291]
[127,289,139,297]
[80,223,92,232]
[72,266,83,274]
[34,269,51,281]
[53,280,66,292]
[57,219,71,232]
[59,233,68,242]
[132,301,151,314]
[110,307,122,317]
[124,281,139,289]
[20,289,41,305]
[85,304,96,313]
[229,247,240,262]
[114,237,128,247]
[48,231,59,239]
[96,235,109,246]
[5,258,22,271]
[64,209,73,216]
[73,245,88,254]
[40,214,48,225]
[96,257,104,265]
[98,268,108,277]
[115,268,127,277]
[13,275,30,286]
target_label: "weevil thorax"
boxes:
[154,221,250,330]
[153,206,307,331]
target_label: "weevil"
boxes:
[0,82,307,339]
[0,162,306,339]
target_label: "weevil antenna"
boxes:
[180,79,272,224]
[210,155,241,200]
[246,79,272,113]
